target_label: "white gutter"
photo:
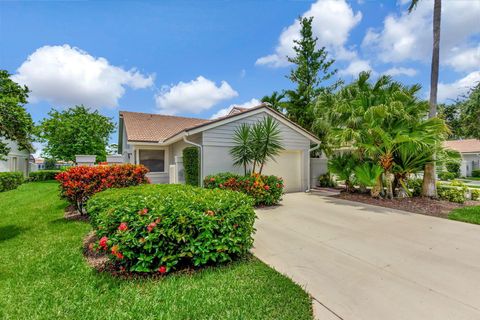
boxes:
[306,143,321,192]
[183,135,204,187]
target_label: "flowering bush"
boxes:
[437,180,468,203]
[204,172,284,206]
[471,189,480,201]
[56,164,149,213]
[86,184,256,273]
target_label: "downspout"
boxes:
[306,143,321,192]
[183,135,204,187]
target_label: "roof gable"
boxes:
[443,139,480,153]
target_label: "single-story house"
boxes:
[443,139,480,177]
[118,104,321,192]
[0,138,30,176]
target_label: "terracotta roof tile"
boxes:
[443,139,480,153]
[120,111,210,142]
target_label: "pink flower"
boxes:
[138,208,148,215]
[264,185,270,191]
[118,222,128,231]
[99,236,108,249]
[147,222,157,232]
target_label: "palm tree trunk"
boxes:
[422,0,441,198]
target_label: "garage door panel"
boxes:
[263,150,302,192]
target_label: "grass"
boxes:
[449,205,480,225]
[0,182,312,320]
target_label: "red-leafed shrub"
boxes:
[56,164,149,214]
[204,172,284,206]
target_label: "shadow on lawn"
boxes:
[0,225,29,242]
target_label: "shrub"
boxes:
[29,170,61,181]
[472,169,480,177]
[471,189,480,201]
[445,161,461,178]
[183,147,200,186]
[56,164,149,213]
[44,158,57,170]
[437,181,467,203]
[317,172,337,188]
[204,172,284,206]
[86,184,256,273]
[438,171,456,181]
[406,178,422,197]
[0,172,24,192]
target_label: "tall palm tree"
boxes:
[409,0,442,197]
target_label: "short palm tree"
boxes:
[230,123,253,175]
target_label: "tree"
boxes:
[230,117,284,175]
[261,91,287,113]
[0,70,34,160]
[44,158,57,170]
[37,105,115,162]
[459,83,480,139]
[438,103,463,139]
[409,0,442,197]
[285,16,337,131]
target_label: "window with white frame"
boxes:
[139,149,165,172]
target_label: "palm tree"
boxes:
[230,123,252,175]
[409,0,442,197]
[261,91,286,113]
[256,117,284,174]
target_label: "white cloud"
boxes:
[155,76,238,115]
[12,45,154,108]
[383,67,418,77]
[210,98,260,119]
[362,0,480,67]
[446,45,480,72]
[339,59,373,77]
[437,71,480,102]
[256,0,362,68]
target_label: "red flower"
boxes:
[147,222,157,232]
[158,266,167,274]
[99,236,108,249]
[138,208,148,215]
[118,222,128,231]
[111,245,123,259]
[264,185,270,191]
[210,177,215,182]
[115,252,124,259]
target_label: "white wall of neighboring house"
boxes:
[461,153,480,177]
[0,139,30,176]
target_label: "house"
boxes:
[443,139,480,177]
[118,104,321,192]
[0,138,30,176]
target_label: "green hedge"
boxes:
[471,189,480,201]
[0,172,24,192]
[29,170,61,181]
[86,184,256,273]
[438,180,468,203]
[438,171,456,181]
[183,147,200,186]
[445,161,461,178]
[472,169,480,178]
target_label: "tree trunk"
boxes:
[421,0,441,198]
[385,171,394,199]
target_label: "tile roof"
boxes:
[120,111,210,142]
[443,139,480,153]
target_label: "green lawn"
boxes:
[0,182,312,320]
[449,205,480,225]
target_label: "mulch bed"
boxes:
[332,191,479,219]
[64,205,90,222]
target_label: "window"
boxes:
[139,149,165,172]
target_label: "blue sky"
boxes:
[1,0,479,151]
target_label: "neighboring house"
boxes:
[33,157,74,170]
[443,139,480,177]
[118,104,321,192]
[0,139,30,176]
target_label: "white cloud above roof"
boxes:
[155,76,238,115]
[256,0,362,68]
[12,44,154,108]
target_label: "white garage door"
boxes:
[262,150,303,192]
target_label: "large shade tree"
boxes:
[37,105,115,162]
[0,70,34,160]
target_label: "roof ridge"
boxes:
[120,110,209,121]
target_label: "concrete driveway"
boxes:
[253,193,480,320]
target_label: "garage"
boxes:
[262,150,303,192]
